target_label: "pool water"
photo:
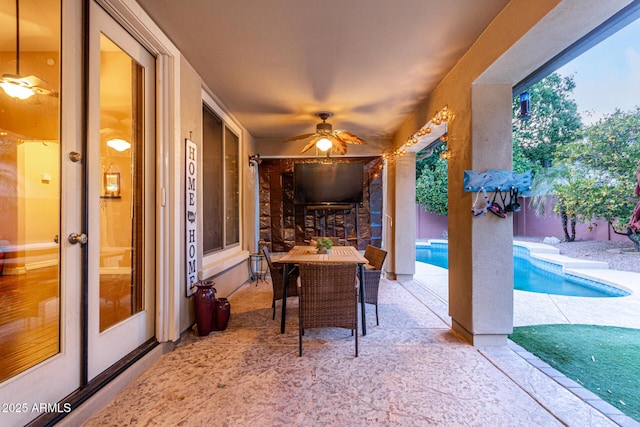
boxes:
[416,244,628,297]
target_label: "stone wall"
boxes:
[258,157,382,252]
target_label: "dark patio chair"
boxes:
[363,245,388,326]
[263,247,299,320]
[297,263,359,357]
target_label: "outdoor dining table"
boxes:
[276,245,369,335]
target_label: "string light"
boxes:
[381,105,451,166]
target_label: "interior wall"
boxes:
[14,141,59,272]
[0,141,17,248]
[258,157,383,252]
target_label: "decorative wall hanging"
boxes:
[102,164,121,198]
[463,169,532,193]
[185,138,198,296]
[464,169,532,218]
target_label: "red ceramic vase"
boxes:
[213,298,230,331]
[194,281,216,336]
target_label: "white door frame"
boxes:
[0,2,84,425]
[96,0,181,343]
[87,2,157,379]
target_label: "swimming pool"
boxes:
[416,241,629,297]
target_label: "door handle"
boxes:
[68,232,88,245]
[69,151,82,162]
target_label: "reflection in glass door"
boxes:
[87,2,155,380]
[98,34,145,332]
[0,0,61,383]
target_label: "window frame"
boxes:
[200,89,242,265]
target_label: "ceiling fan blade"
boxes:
[299,136,322,154]
[334,130,366,145]
[31,86,53,96]
[0,74,54,97]
[328,135,348,155]
[283,133,315,142]
[21,75,48,87]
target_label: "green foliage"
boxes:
[512,138,538,174]
[555,107,640,230]
[528,165,570,217]
[512,73,582,174]
[415,73,582,217]
[315,237,333,250]
[415,144,448,215]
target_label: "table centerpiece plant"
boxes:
[315,237,334,254]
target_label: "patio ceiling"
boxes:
[137,0,510,144]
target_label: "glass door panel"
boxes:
[0,2,82,425]
[0,0,61,383]
[87,2,155,380]
[98,34,144,332]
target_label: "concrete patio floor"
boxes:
[81,252,640,426]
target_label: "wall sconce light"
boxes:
[518,92,531,121]
[103,171,121,198]
[248,154,262,167]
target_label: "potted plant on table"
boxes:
[315,237,334,254]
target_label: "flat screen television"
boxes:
[294,163,364,205]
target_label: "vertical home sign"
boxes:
[185,139,198,296]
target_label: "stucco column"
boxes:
[449,83,514,346]
[390,153,416,280]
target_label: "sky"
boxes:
[557,17,640,125]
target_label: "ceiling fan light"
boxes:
[316,137,332,152]
[106,138,131,152]
[0,80,35,100]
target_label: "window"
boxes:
[202,102,239,254]
[224,127,239,245]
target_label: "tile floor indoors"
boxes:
[80,263,640,427]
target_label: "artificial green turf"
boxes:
[509,324,640,421]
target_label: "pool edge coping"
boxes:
[416,239,640,297]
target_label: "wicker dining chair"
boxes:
[263,247,299,320]
[297,263,359,357]
[363,245,388,326]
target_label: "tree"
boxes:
[555,108,640,249]
[512,73,582,174]
[415,144,448,215]
[528,165,581,241]
[515,73,583,240]
[415,73,582,217]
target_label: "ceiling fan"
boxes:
[0,0,55,100]
[284,112,366,155]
